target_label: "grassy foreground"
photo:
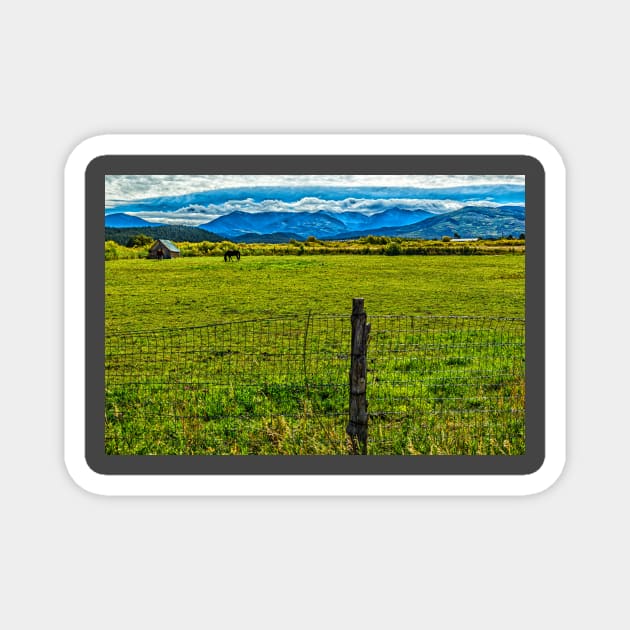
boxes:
[105,254,525,455]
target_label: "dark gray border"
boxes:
[87,155,545,475]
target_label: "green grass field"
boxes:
[105,253,525,455]
[106,254,524,331]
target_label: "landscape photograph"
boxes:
[105,174,526,456]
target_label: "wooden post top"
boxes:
[352,298,365,315]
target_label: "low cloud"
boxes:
[129,195,524,227]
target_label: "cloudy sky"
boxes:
[105,174,525,208]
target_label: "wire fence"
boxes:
[366,316,524,454]
[105,313,525,455]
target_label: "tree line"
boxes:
[105,235,525,261]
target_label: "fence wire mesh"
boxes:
[105,315,525,455]
[366,316,525,454]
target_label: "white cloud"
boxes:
[105,174,524,207]
[128,196,524,227]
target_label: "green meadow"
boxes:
[106,253,524,331]
[105,252,525,455]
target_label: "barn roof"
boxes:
[153,239,180,252]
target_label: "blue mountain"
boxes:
[104,204,523,242]
[391,205,525,240]
[198,210,348,239]
[105,213,160,228]
[197,207,437,239]
[364,208,433,229]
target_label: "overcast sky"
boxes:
[105,174,525,207]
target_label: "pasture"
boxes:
[106,254,524,332]
[105,253,525,455]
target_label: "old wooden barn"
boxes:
[148,239,181,259]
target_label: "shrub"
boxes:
[384,242,402,256]
[105,240,119,260]
[105,241,147,260]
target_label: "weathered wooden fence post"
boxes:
[347,298,370,454]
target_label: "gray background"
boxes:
[2,1,626,628]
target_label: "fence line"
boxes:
[105,308,525,455]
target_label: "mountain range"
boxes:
[104,184,526,242]
[333,206,525,240]
[105,205,524,241]
[194,207,435,240]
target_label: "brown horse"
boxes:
[224,249,241,262]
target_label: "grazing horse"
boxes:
[224,249,241,262]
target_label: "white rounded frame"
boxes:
[64,134,566,496]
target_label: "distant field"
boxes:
[106,254,525,332]
[105,254,525,456]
